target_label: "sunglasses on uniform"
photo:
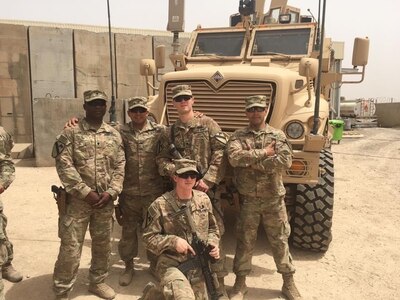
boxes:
[174,95,192,103]
[246,107,265,113]
[177,172,198,179]
[129,107,147,113]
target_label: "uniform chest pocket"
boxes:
[192,127,209,142]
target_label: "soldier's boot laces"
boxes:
[216,277,229,299]
[229,275,248,300]
[119,260,134,286]
[282,274,302,300]
[88,282,116,300]
[2,263,23,282]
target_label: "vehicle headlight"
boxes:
[285,121,304,139]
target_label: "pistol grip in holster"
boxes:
[51,185,68,217]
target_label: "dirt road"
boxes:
[3,127,400,299]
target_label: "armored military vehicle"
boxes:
[140,0,369,252]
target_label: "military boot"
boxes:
[88,282,116,300]
[119,260,134,286]
[2,263,23,282]
[229,275,247,300]
[55,292,70,300]
[282,274,302,300]
[216,277,229,299]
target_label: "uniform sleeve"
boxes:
[105,131,125,200]
[0,130,15,189]
[54,129,92,200]
[156,126,175,176]
[202,119,227,185]
[226,132,266,168]
[260,131,293,171]
[143,200,179,256]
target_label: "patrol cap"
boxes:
[172,84,193,99]
[245,95,267,109]
[83,90,108,102]
[174,158,199,175]
[128,96,148,110]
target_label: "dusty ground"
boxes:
[2,127,400,300]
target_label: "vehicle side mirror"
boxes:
[140,59,156,76]
[299,58,318,78]
[352,37,369,67]
[155,45,166,69]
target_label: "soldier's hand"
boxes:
[175,237,196,256]
[64,117,79,129]
[84,191,100,206]
[195,179,210,193]
[209,244,220,260]
[265,140,276,157]
[93,192,112,209]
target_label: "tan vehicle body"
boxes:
[141,0,369,251]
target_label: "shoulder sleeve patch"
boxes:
[51,134,70,158]
[144,203,161,228]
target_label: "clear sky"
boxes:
[1,0,399,101]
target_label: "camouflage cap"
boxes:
[83,90,108,102]
[172,84,193,99]
[128,96,148,110]
[245,95,267,109]
[174,158,199,175]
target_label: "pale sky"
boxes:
[1,0,399,101]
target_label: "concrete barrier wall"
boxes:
[0,22,188,158]
[375,103,400,127]
[0,24,32,143]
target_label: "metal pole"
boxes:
[312,0,326,134]
[107,0,116,123]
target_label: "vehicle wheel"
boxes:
[290,149,334,252]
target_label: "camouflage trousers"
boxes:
[53,196,114,296]
[209,196,228,278]
[0,210,14,300]
[233,194,296,276]
[118,193,160,263]
[158,256,206,300]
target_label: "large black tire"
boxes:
[290,149,334,252]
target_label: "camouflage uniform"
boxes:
[0,126,16,300]
[227,95,296,280]
[117,97,168,265]
[158,85,228,279]
[52,113,125,295]
[143,185,220,300]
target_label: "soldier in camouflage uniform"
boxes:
[117,97,168,286]
[157,84,229,299]
[52,90,125,300]
[143,158,220,300]
[226,95,302,300]
[0,126,23,300]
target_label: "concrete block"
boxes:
[29,27,75,100]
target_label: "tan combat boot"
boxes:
[119,260,134,286]
[88,282,116,300]
[282,274,302,300]
[229,275,247,300]
[216,277,229,299]
[2,263,23,282]
[55,292,70,300]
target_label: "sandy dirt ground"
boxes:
[2,126,400,300]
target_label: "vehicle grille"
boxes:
[165,80,275,132]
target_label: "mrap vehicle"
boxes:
[139,0,369,252]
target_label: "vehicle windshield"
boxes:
[192,31,245,57]
[251,28,311,56]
